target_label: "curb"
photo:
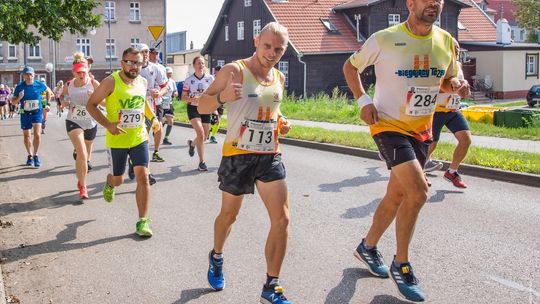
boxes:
[174,122,540,188]
[0,263,6,304]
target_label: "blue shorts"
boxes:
[107,141,149,176]
[432,111,469,141]
[373,132,430,170]
[20,112,43,130]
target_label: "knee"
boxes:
[271,212,290,231]
[135,171,150,186]
[219,210,239,226]
[460,136,472,148]
[406,189,428,208]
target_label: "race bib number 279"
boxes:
[118,109,144,129]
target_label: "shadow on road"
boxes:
[318,167,388,193]
[0,165,72,183]
[369,295,412,304]
[172,288,215,304]
[341,198,382,219]
[0,220,137,263]
[0,190,80,216]
[428,190,464,203]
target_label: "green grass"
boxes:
[492,100,528,108]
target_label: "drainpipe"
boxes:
[297,53,306,99]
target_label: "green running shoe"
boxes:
[102,183,115,203]
[136,218,153,237]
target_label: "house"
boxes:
[166,48,208,82]
[202,0,469,97]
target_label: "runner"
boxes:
[54,80,64,116]
[342,0,465,301]
[424,39,471,188]
[86,47,161,237]
[144,46,167,162]
[161,66,178,145]
[8,86,17,118]
[61,53,100,199]
[209,65,223,144]
[40,78,51,134]
[0,84,9,119]
[198,22,293,304]
[182,56,214,171]
[11,66,53,167]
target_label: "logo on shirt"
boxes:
[395,42,407,46]
[395,55,445,78]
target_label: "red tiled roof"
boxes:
[486,0,518,24]
[264,0,361,54]
[458,0,497,42]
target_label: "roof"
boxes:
[334,0,470,10]
[264,0,361,54]
[458,0,497,42]
[486,0,518,24]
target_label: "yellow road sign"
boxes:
[148,25,164,40]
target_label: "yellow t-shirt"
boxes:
[350,23,459,141]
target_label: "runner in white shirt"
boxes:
[161,67,178,145]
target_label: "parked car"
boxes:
[526,84,540,107]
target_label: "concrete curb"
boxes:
[0,263,6,304]
[174,122,540,188]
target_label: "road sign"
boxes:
[148,25,164,40]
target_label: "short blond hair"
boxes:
[73,52,88,64]
[259,22,289,39]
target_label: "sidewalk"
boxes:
[290,119,540,154]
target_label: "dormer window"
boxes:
[321,18,338,33]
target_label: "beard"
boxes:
[420,7,440,24]
[123,69,139,79]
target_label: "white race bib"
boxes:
[0,94,7,102]
[118,109,144,129]
[445,94,461,110]
[406,86,439,116]
[71,105,91,121]
[237,120,276,153]
[23,99,40,111]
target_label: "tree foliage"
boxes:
[513,0,540,32]
[0,0,101,44]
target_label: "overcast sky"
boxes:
[166,0,224,50]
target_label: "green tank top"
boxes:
[105,71,148,148]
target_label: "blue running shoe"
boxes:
[353,239,389,278]
[33,155,41,168]
[26,155,33,166]
[260,285,293,304]
[389,259,425,302]
[207,250,224,291]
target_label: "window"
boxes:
[36,74,46,84]
[28,43,41,58]
[76,38,91,57]
[106,38,116,59]
[225,25,229,41]
[237,21,244,40]
[217,60,225,67]
[131,38,140,48]
[104,1,116,20]
[526,53,539,78]
[130,2,141,22]
[253,20,261,38]
[321,18,338,33]
[8,44,17,59]
[278,61,289,87]
[388,14,400,27]
[244,0,252,7]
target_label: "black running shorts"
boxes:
[187,104,210,124]
[107,141,149,176]
[432,111,469,141]
[373,132,430,170]
[65,120,98,141]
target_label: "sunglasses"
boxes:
[122,60,144,67]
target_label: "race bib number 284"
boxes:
[406,86,439,116]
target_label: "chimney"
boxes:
[496,18,511,45]
[190,41,194,50]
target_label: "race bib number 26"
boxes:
[237,120,276,153]
[71,105,90,121]
[406,86,439,116]
[118,109,144,129]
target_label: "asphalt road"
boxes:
[0,113,538,304]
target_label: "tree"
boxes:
[513,0,540,36]
[0,0,101,44]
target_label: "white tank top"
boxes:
[66,78,97,129]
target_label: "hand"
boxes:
[151,89,160,99]
[279,117,291,135]
[455,79,471,99]
[18,91,24,99]
[360,104,379,125]
[220,72,243,103]
[151,118,161,133]
[106,121,126,135]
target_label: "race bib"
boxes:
[23,99,40,111]
[71,105,91,121]
[0,94,7,102]
[445,94,461,110]
[118,109,144,129]
[406,86,439,116]
[237,120,276,153]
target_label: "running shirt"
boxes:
[66,78,97,129]
[349,23,459,142]
[182,73,215,107]
[223,60,284,156]
[140,62,167,108]
[105,71,148,148]
[13,80,47,114]
[162,77,177,110]
[0,89,8,104]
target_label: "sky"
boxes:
[166,0,224,50]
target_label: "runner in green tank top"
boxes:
[87,47,161,237]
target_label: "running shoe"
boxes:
[33,155,41,168]
[260,285,293,304]
[187,139,195,157]
[353,238,389,278]
[209,136,218,144]
[198,162,208,172]
[389,259,426,302]
[423,159,443,173]
[162,138,172,145]
[135,218,153,237]
[128,159,135,180]
[26,155,33,166]
[87,161,93,171]
[102,182,115,203]
[207,250,225,290]
[444,170,467,188]
[151,151,165,162]
[78,182,89,199]
[149,173,157,185]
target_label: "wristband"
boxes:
[216,93,225,105]
[356,94,373,109]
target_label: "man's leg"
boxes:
[133,165,150,218]
[32,123,42,155]
[449,130,471,171]
[213,192,243,253]
[23,129,32,155]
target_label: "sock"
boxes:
[265,274,279,289]
[448,168,457,174]
[166,125,172,137]
[211,249,223,261]
[211,122,219,137]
